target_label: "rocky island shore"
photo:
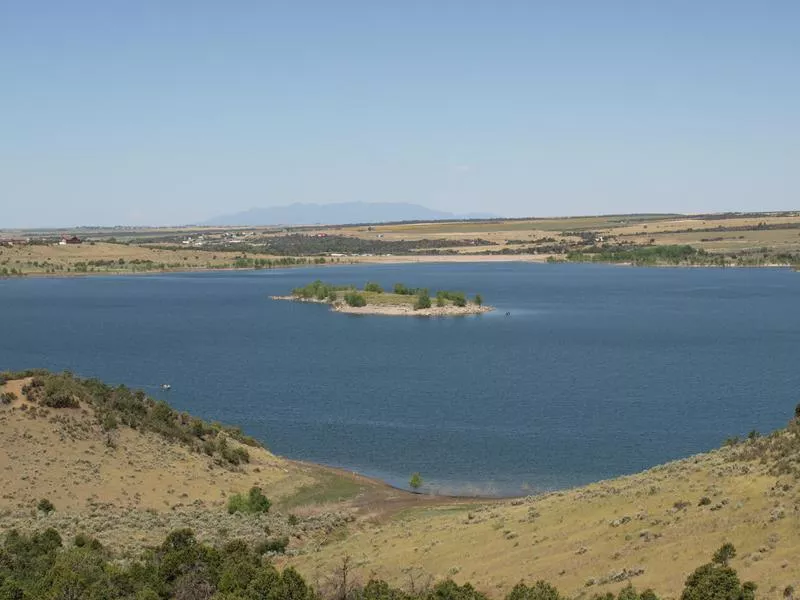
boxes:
[271,280,493,316]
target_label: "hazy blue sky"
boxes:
[2,1,798,227]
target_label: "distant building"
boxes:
[60,236,83,245]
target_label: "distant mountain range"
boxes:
[200,202,498,226]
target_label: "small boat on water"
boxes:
[161,384,172,390]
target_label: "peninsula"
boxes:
[271,280,492,316]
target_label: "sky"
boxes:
[1,1,799,227]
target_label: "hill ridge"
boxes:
[201,201,498,226]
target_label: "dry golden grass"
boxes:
[628,229,800,255]
[0,377,453,553]
[0,380,316,514]
[287,443,800,600]
[0,242,240,275]
[320,213,800,259]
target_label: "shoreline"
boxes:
[287,458,507,502]
[271,294,494,317]
[1,253,797,281]
[0,254,549,281]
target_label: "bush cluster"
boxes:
[22,375,83,408]
[0,533,759,600]
[0,527,313,600]
[435,290,467,307]
[566,244,707,266]
[0,370,49,387]
[12,371,261,467]
[289,281,484,311]
[292,280,352,300]
[344,292,367,307]
[414,290,432,310]
[227,486,272,515]
[727,410,800,477]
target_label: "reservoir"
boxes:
[1,262,798,496]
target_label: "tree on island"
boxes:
[364,281,384,293]
[414,290,431,310]
[451,292,467,307]
[344,292,366,307]
[409,472,423,492]
[474,294,483,306]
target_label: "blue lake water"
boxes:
[1,263,799,496]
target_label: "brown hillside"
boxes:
[286,426,800,600]
[0,375,420,555]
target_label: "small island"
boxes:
[271,280,493,316]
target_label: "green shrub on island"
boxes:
[289,281,485,310]
[436,290,467,307]
[393,283,427,296]
[292,279,352,300]
[414,290,432,310]
[227,486,272,514]
[344,291,367,307]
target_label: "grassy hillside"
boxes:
[0,371,402,555]
[287,420,800,599]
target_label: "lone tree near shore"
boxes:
[409,472,423,492]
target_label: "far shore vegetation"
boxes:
[3,212,800,278]
[554,243,800,267]
[290,280,484,310]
